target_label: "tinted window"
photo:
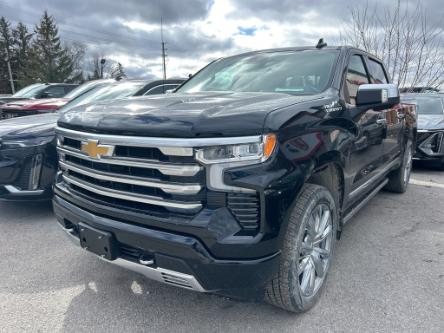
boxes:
[368,59,388,84]
[345,55,370,104]
[12,84,47,98]
[145,84,179,95]
[63,85,77,94]
[178,50,339,95]
[404,97,444,115]
[43,85,67,98]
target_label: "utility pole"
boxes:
[3,44,15,94]
[161,17,167,81]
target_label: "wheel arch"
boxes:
[306,157,344,237]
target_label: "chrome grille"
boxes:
[56,128,205,216]
[56,127,264,229]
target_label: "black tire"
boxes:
[384,140,413,193]
[265,184,338,313]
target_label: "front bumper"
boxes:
[0,144,56,201]
[53,194,281,298]
[414,130,444,161]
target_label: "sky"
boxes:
[1,0,443,80]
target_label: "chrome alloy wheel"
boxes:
[403,143,413,185]
[297,203,333,297]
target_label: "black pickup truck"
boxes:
[54,44,416,312]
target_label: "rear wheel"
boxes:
[265,184,337,312]
[385,140,412,193]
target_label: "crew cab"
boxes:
[54,44,416,312]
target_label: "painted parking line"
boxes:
[409,178,444,189]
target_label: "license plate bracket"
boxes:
[78,223,118,260]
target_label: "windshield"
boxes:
[404,97,444,115]
[63,80,110,99]
[60,81,146,113]
[177,50,339,95]
[12,84,46,98]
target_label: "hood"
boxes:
[58,91,323,137]
[417,114,444,130]
[2,98,69,110]
[0,113,59,140]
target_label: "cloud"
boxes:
[0,0,443,81]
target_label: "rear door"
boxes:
[343,53,387,203]
[365,57,404,163]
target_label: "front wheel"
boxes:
[265,184,338,312]
[385,140,413,193]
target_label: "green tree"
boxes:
[31,11,83,83]
[12,22,34,88]
[0,16,15,93]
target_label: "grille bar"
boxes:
[59,160,202,195]
[57,146,202,177]
[56,126,261,148]
[62,174,202,212]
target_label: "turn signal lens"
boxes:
[263,134,277,159]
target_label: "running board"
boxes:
[342,178,388,225]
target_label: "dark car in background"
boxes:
[402,93,444,168]
[0,79,185,200]
[0,80,113,120]
[0,83,78,106]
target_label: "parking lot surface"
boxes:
[0,166,443,333]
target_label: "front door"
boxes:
[343,53,387,205]
[365,57,404,163]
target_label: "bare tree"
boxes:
[341,0,444,90]
[86,53,125,80]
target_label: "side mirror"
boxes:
[356,84,400,107]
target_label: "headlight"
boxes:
[196,134,277,164]
[196,134,277,193]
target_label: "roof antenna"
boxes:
[316,38,327,49]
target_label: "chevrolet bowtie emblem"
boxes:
[81,140,114,159]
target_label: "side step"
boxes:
[342,178,388,225]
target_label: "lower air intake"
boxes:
[227,192,260,231]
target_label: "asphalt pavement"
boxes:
[0,165,443,333]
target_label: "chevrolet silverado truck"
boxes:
[54,44,416,312]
